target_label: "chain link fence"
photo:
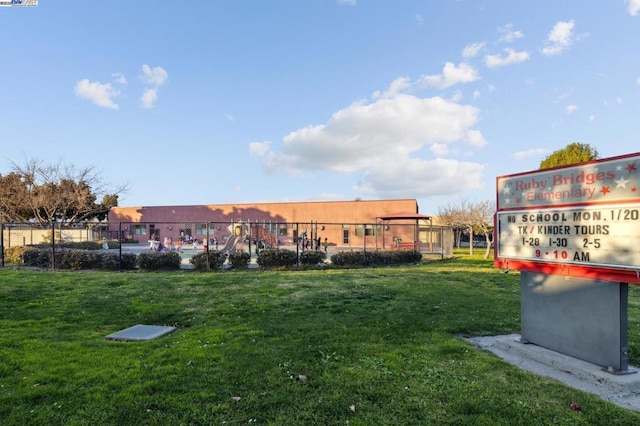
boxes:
[1,220,453,269]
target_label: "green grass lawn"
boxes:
[1,250,640,425]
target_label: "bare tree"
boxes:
[438,198,495,257]
[438,199,473,252]
[468,200,495,259]
[8,158,125,228]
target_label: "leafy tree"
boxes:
[539,142,599,169]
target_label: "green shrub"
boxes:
[136,252,182,271]
[331,250,422,267]
[5,245,140,271]
[299,250,327,265]
[4,246,29,265]
[119,253,138,270]
[58,249,98,270]
[190,251,227,271]
[228,252,251,270]
[257,249,298,268]
[23,248,51,268]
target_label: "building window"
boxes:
[278,224,288,236]
[355,224,377,236]
[195,223,208,236]
[131,224,146,235]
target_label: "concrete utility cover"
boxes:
[105,324,176,341]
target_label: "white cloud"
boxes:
[472,90,481,100]
[337,0,356,5]
[603,96,623,107]
[139,64,168,108]
[373,76,411,99]
[513,148,549,160]
[419,62,480,89]
[140,64,168,86]
[637,75,640,85]
[465,130,486,147]
[112,72,127,85]
[259,91,486,199]
[462,42,485,58]
[497,23,524,43]
[627,0,640,16]
[74,79,119,109]
[541,20,576,56]
[485,48,530,69]
[415,14,423,25]
[450,90,463,103]
[589,114,596,122]
[565,104,578,114]
[431,143,449,156]
[249,141,271,157]
[353,157,485,199]
[140,88,158,109]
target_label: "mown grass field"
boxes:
[1,250,640,425]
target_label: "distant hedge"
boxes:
[5,246,136,271]
[330,250,422,267]
[33,241,102,250]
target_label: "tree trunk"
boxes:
[483,232,492,260]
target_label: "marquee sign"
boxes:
[494,152,640,284]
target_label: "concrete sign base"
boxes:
[520,271,631,373]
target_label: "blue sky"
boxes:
[1,0,639,215]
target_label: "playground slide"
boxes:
[220,235,238,253]
[220,235,245,254]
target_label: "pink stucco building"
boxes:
[108,198,445,251]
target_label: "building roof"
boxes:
[376,211,432,221]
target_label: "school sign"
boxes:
[494,152,640,284]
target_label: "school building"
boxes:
[107,199,452,254]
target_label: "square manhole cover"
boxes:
[105,324,176,341]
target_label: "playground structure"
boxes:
[219,222,248,254]
[213,222,281,254]
[252,223,279,248]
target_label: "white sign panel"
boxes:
[497,205,640,270]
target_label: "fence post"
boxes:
[363,223,367,265]
[295,223,299,267]
[206,222,210,270]
[0,221,4,268]
[118,222,123,272]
